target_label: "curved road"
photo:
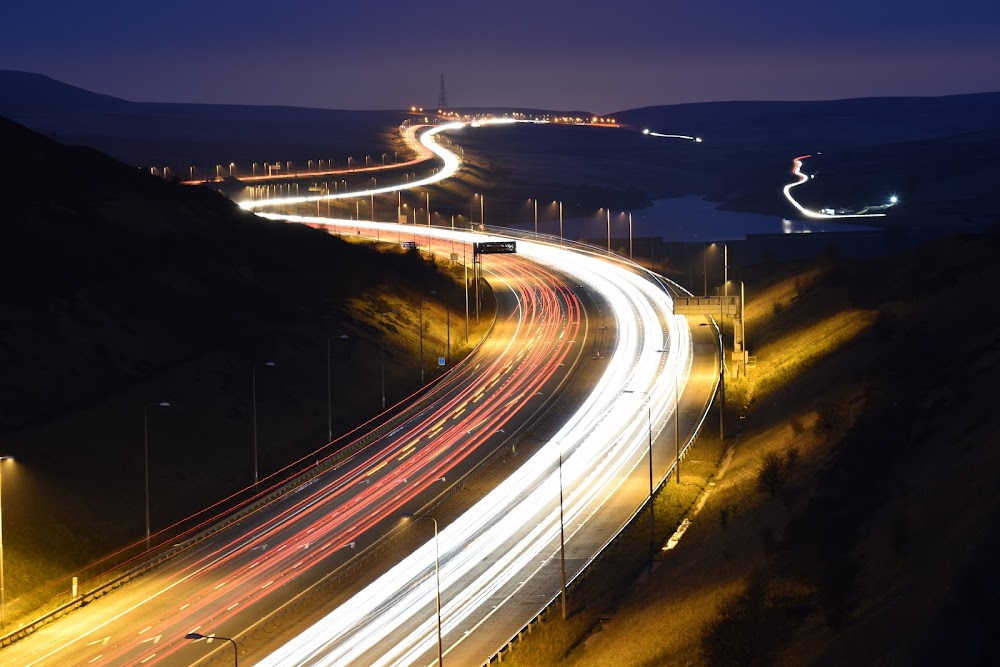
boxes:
[1,119,717,667]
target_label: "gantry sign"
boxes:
[473,241,516,255]
[470,241,516,326]
[673,291,748,376]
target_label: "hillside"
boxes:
[498,222,1000,666]
[0,70,405,168]
[0,116,471,619]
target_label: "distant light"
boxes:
[889,195,898,205]
[642,128,650,135]
[695,137,703,143]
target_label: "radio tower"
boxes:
[437,74,448,111]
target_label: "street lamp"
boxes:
[556,201,563,241]
[144,402,171,550]
[379,310,400,410]
[623,391,655,571]
[606,208,611,252]
[252,361,276,485]
[420,291,437,384]
[402,514,443,666]
[185,632,239,666]
[0,455,13,628]
[627,211,633,260]
[473,193,484,227]
[556,443,568,620]
[327,334,349,442]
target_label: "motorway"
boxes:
[1,119,718,667]
[248,221,717,666]
[0,239,592,667]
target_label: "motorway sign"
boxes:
[474,241,516,255]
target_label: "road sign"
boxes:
[474,241,516,255]
[438,356,446,366]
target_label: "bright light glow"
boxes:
[889,195,898,205]
[782,155,887,219]
[644,130,701,142]
[252,222,694,666]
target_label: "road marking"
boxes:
[138,634,162,645]
[84,637,110,646]
[179,603,190,610]
[214,582,226,590]
[88,655,103,663]
[139,654,157,664]
[227,602,240,611]
[138,626,151,634]
[262,580,274,589]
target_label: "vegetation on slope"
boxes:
[0,116,483,623]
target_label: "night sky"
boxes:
[3,0,998,113]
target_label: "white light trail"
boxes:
[782,154,886,219]
[252,223,691,667]
[642,128,702,142]
[248,119,695,666]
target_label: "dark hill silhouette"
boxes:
[613,92,1000,149]
[0,70,131,113]
[0,71,406,167]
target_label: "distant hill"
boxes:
[0,71,408,168]
[613,92,1000,149]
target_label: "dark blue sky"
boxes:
[3,0,998,113]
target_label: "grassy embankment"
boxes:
[0,116,497,627]
[496,225,1000,665]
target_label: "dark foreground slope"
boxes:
[0,116,459,610]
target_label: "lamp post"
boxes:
[420,291,437,384]
[252,361,276,485]
[624,390,655,571]
[0,455,13,628]
[556,444,568,620]
[558,201,563,241]
[379,309,399,410]
[628,211,633,260]
[327,334,349,442]
[606,208,611,252]
[144,402,170,550]
[402,514,443,666]
[185,632,238,666]
[530,198,538,237]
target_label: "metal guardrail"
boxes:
[0,283,503,652]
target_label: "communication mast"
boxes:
[437,74,448,111]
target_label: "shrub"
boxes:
[757,452,787,497]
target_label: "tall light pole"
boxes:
[402,514,443,666]
[675,374,681,484]
[144,402,170,550]
[646,403,654,571]
[379,310,399,410]
[420,291,437,383]
[628,211,633,260]
[530,198,538,237]
[558,201,564,241]
[426,191,431,227]
[252,361,276,485]
[723,243,729,296]
[327,334,349,442]
[185,632,238,666]
[0,455,13,629]
[606,208,611,252]
[557,444,568,620]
